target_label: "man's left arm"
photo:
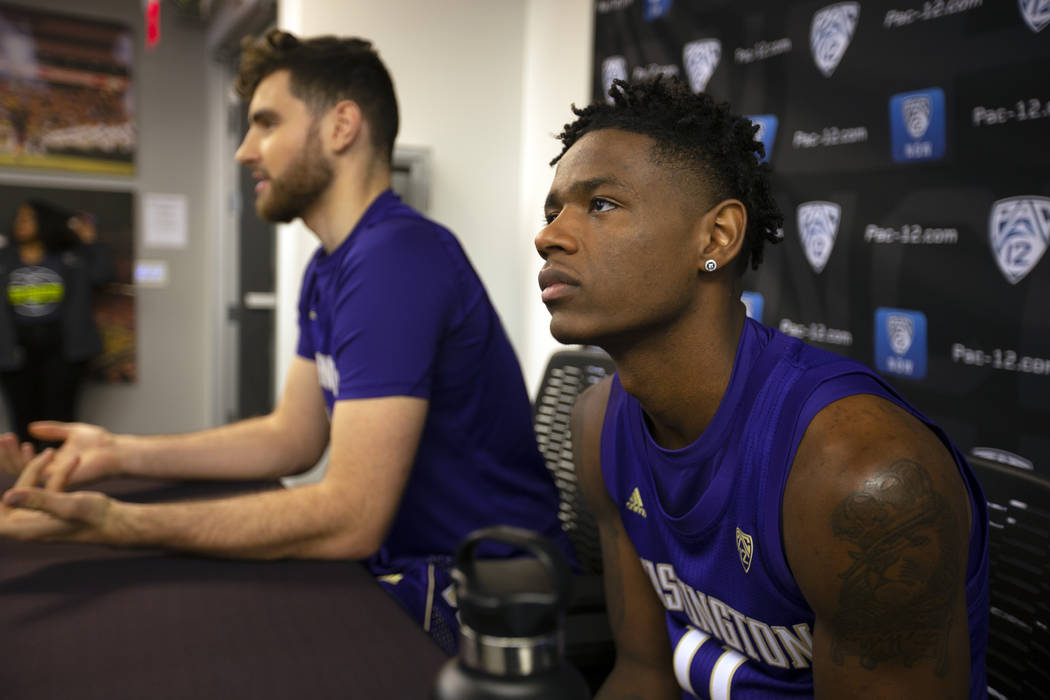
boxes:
[782,393,974,699]
[0,396,426,559]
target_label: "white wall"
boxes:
[274,0,593,398]
[517,0,595,393]
[0,0,594,438]
[0,0,226,435]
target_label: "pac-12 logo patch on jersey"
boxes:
[797,201,841,274]
[1019,0,1050,32]
[682,39,721,93]
[810,2,860,77]
[890,88,945,163]
[875,308,927,379]
[601,56,628,103]
[989,196,1050,284]
[736,527,754,573]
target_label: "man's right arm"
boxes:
[572,378,679,700]
[26,356,330,486]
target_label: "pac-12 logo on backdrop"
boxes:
[1019,0,1050,33]
[601,56,628,103]
[889,88,945,163]
[875,308,927,379]
[810,2,860,77]
[644,0,673,21]
[797,201,841,273]
[745,115,779,163]
[741,291,764,323]
[989,196,1050,284]
[682,39,721,93]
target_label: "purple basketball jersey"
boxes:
[600,318,989,698]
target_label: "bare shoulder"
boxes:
[784,393,972,538]
[782,393,973,693]
[570,376,614,513]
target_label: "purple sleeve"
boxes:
[330,223,457,400]
[296,257,318,361]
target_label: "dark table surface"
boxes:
[0,478,448,699]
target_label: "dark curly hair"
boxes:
[551,78,782,273]
[235,29,398,163]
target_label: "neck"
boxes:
[302,158,392,252]
[609,286,747,450]
[18,240,45,264]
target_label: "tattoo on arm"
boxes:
[829,459,961,675]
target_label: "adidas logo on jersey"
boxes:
[626,487,647,517]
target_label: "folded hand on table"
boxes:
[0,448,112,543]
[0,421,119,490]
[0,434,35,480]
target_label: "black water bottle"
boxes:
[431,526,591,700]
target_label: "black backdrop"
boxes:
[593,0,1050,475]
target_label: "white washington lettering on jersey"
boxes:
[315,353,340,395]
[640,558,813,672]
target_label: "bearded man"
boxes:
[0,31,571,655]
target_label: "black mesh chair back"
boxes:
[533,348,616,574]
[969,453,1050,699]
[533,348,618,691]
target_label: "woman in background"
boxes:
[0,200,112,447]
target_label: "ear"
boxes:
[697,199,747,272]
[324,100,363,154]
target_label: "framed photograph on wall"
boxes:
[0,3,135,175]
[0,184,136,383]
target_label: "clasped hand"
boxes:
[0,425,114,543]
[0,421,116,488]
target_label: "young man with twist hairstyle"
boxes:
[536,77,988,698]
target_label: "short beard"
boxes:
[256,123,333,223]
